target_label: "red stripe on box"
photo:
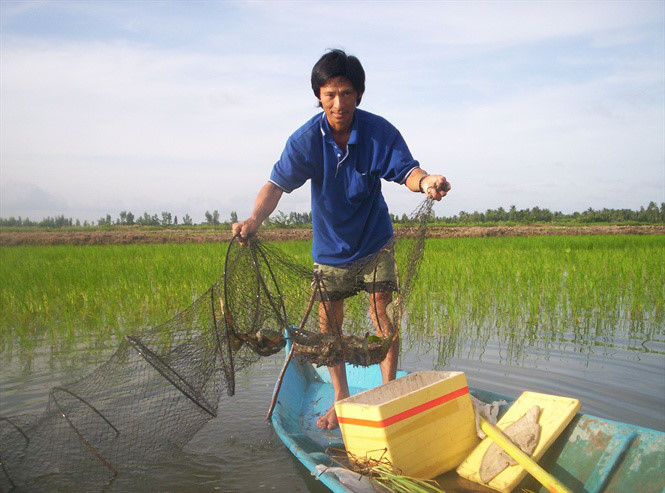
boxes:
[338,386,469,428]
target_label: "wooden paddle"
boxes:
[479,417,572,493]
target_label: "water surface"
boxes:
[2,322,663,492]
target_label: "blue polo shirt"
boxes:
[269,108,419,266]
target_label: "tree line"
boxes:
[419,201,664,225]
[1,210,210,228]
[1,202,663,228]
[391,201,665,225]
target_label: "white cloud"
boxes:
[0,40,316,221]
[1,1,663,222]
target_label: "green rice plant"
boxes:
[0,243,228,349]
[1,235,662,361]
[412,234,665,363]
[0,240,314,352]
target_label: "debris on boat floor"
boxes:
[314,465,377,493]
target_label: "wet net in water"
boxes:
[0,199,433,491]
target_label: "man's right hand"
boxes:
[231,182,284,244]
[231,218,260,242]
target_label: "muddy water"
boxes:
[1,324,663,492]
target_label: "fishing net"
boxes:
[0,199,433,491]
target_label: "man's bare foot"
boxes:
[316,405,339,430]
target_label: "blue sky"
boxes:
[1,1,663,223]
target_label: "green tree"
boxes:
[204,210,220,225]
[161,212,172,226]
[97,214,112,226]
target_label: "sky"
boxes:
[1,1,663,224]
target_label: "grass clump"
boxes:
[369,464,445,492]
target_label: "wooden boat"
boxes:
[270,339,665,493]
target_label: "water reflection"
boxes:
[403,300,664,368]
[2,310,664,492]
[3,309,663,380]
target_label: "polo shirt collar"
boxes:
[319,111,359,145]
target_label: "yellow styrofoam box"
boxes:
[456,391,581,493]
[334,371,479,479]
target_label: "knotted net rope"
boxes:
[0,199,433,491]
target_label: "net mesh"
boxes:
[0,199,433,491]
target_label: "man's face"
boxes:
[318,76,357,133]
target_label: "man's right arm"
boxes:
[231,182,284,239]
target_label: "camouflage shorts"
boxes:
[312,244,397,301]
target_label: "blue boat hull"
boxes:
[270,346,665,492]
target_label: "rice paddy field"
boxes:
[1,235,662,356]
[1,234,664,492]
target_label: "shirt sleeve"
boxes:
[378,129,420,184]
[269,136,314,193]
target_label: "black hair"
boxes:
[311,49,365,106]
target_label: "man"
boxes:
[232,49,450,429]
